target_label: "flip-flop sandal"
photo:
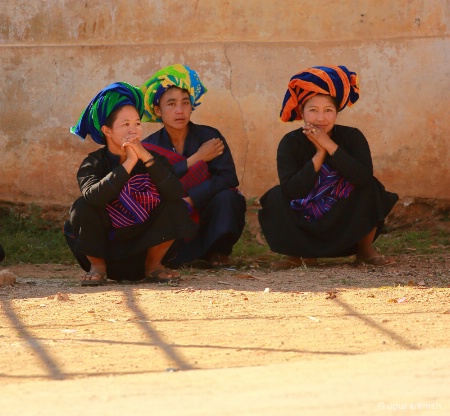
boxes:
[271,258,318,269]
[208,254,232,269]
[80,272,107,286]
[356,255,395,267]
[143,269,180,284]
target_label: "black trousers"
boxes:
[64,197,197,280]
[168,189,247,266]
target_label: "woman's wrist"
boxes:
[143,153,155,167]
[316,149,327,158]
[312,152,326,172]
[187,154,200,168]
[122,159,136,174]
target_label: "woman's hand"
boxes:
[121,137,152,173]
[183,196,194,208]
[196,138,225,162]
[303,123,333,172]
[123,138,155,167]
[185,138,224,169]
[122,138,149,161]
[119,144,138,173]
[303,123,338,156]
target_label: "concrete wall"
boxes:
[0,0,449,208]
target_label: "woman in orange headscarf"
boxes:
[258,66,398,267]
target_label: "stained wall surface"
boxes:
[0,0,449,207]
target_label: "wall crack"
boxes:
[224,45,249,191]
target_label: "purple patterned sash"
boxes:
[106,173,161,228]
[142,143,213,224]
[291,164,354,221]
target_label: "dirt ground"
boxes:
[1,199,449,392]
[1,250,449,385]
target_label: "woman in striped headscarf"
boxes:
[258,66,398,267]
[65,82,197,285]
[140,64,246,268]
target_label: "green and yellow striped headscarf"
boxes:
[141,64,207,123]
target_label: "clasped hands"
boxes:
[303,123,337,157]
[122,136,151,164]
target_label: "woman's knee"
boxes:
[211,189,246,210]
[70,197,108,230]
[70,197,93,219]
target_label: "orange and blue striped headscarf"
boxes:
[280,66,360,122]
[140,64,207,123]
[70,82,144,145]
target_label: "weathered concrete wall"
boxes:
[0,0,449,208]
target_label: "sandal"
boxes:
[143,268,180,284]
[271,257,318,269]
[208,253,232,268]
[356,255,395,267]
[81,272,107,286]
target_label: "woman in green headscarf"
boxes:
[65,82,197,285]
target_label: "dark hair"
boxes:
[155,86,190,106]
[104,106,124,128]
[327,95,339,110]
[302,94,339,111]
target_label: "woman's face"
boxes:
[300,94,338,135]
[154,87,192,131]
[101,105,142,154]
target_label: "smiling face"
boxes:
[154,87,192,132]
[300,94,338,135]
[101,105,142,155]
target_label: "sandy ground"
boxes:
[0,251,449,414]
[1,348,449,416]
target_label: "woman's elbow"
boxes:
[81,190,108,207]
[281,186,305,200]
[351,171,373,187]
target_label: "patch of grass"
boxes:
[232,226,270,260]
[0,204,74,265]
[0,202,448,265]
[375,229,449,255]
